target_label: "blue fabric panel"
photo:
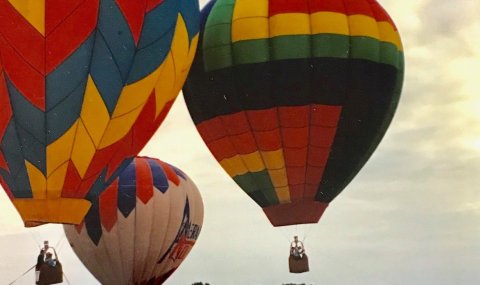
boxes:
[179,0,200,41]
[46,80,86,144]
[105,156,134,186]
[84,201,103,245]
[46,33,94,111]
[137,0,179,49]
[97,0,136,82]
[90,32,124,115]
[170,164,187,181]
[16,125,46,173]
[117,161,137,218]
[6,78,46,144]
[147,158,169,193]
[13,160,32,198]
[126,27,175,84]
[1,121,25,178]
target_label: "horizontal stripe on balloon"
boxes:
[204,33,402,72]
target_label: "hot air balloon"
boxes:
[64,156,204,285]
[0,0,200,226]
[183,0,404,227]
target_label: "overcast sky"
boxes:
[2,0,480,284]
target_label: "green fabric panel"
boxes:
[311,34,349,58]
[203,23,232,49]
[271,35,311,61]
[379,42,402,69]
[350,36,380,62]
[204,44,233,71]
[233,170,279,205]
[205,1,235,28]
[232,39,270,65]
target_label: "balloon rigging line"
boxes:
[7,265,36,285]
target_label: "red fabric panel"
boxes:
[106,131,135,180]
[288,184,304,201]
[206,137,237,161]
[253,129,281,151]
[196,117,228,143]
[247,109,278,131]
[278,106,309,128]
[282,127,308,148]
[343,0,375,17]
[131,92,157,154]
[228,132,257,155]
[308,0,347,14]
[310,104,342,127]
[116,0,147,45]
[310,126,337,148]
[284,147,307,167]
[74,220,84,234]
[0,1,45,74]
[0,35,45,110]
[269,0,309,16]
[46,0,99,73]
[135,157,154,204]
[46,0,86,35]
[0,151,7,170]
[368,0,396,27]
[263,200,328,226]
[77,171,101,198]
[146,0,165,12]
[286,166,306,185]
[220,111,250,135]
[307,146,330,167]
[99,179,119,232]
[158,160,180,186]
[61,161,82,198]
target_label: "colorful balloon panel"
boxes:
[64,157,204,285]
[183,0,404,226]
[0,0,199,226]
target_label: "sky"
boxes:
[1,0,480,284]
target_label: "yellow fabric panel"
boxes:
[154,52,175,117]
[260,149,285,169]
[170,15,189,88]
[241,151,266,172]
[378,21,403,51]
[80,76,111,147]
[12,198,91,227]
[232,17,269,42]
[8,0,45,35]
[220,155,249,177]
[46,162,69,198]
[348,14,380,39]
[232,0,268,20]
[269,13,311,38]
[268,168,288,188]
[311,12,349,35]
[46,121,78,176]
[71,120,97,178]
[173,34,199,93]
[275,186,291,203]
[99,105,144,149]
[25,160,46,199]
[112,65,162,119]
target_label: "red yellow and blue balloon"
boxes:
[0,0,200,226]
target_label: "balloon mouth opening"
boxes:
[263,201,328,227]
[12,198,91,228]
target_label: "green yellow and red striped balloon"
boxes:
[183,0,404,226]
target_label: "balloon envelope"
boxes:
[0,0,199,226]
[64,156,204,285]
[183,0,404,226]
